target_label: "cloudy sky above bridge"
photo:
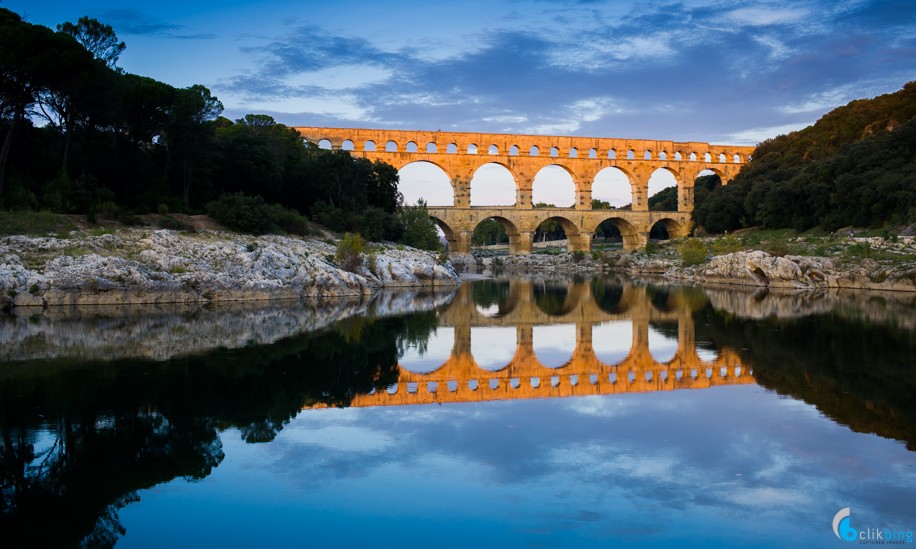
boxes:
[8,0,915,205]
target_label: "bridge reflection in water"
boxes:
[329,279,752,409]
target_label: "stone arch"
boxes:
[698,167,727,184]
[533,214,580,252]
[318,139,332,150]
[704,152,712,162]
[426,142,438,153]
[532,280,579,316]
[608,149,617,159]
[364,140,377,152]
[592,166,633,208]
[647,168,681,211]
[718,153,726,163]
[569,147,578,158]
[648,320,679,363]
[399,327,454,374]
[447,143,458,154]
[488,144,499,155]
[590,279,628,314]
[470,326,516,371]
[385,140,398,152]
[592,320,633,366]
[627,149,635,159]
[649,217,689,240]
[406,141,419,153]
[586,216,641,251]
[532,164,576,207]
[470,162,517,206]
[532,324,577,368]
[468,143,478,154]
[430,216,458,251]
[644,150,652,160]
[341,139,355,151]
[471,279,516,318]
[549,146,560,158]
[529,145,540,156]
[689,152,697,161]
[509,145,520,156]
[473,215,528,255]
[659,151,667,160]
[588,148,597,158]
[674,151,682,161]
[398,161,455,206]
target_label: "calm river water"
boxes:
[1,277,914,548]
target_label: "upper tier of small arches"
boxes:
[300,127,755,164]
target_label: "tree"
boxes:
[367,160,402,214]
[399,199,440,250]
[164,85,223,207]
[0,9,59,201]
[58,16,125,69]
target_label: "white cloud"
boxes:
[753,34,793,61]
[283,64,392,90]
[728,7,809,27]
[727,122,813,145]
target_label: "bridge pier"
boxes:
[508,231,534,255]
[568,232,592,252]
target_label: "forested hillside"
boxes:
[694,82,916,233]
[0,9,441,247]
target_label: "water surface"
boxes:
[1,278,914,547]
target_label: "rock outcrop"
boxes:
[0,229,459,309]
[665,251,916,292]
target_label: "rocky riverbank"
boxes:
[461,242,916,292]
[1,228,459,310]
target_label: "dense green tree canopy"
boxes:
[0,7,424,248]
[694,83,916,233]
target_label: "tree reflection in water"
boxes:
[0,312,437,547]
[0,279,914,546]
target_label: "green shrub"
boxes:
[765,240,789,257]
[207,194,273,234]
[335,232,366,272]
[572,250,585,262]
[269,205,309,236]
[97,201,119,219]
[678,238,708,266]
[644,241,659,255]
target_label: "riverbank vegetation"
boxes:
[694,82,916,234]
[0,9,440,250]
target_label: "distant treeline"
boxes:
[695,82,916,233]
[0,9,439,247]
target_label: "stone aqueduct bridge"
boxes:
[297,127,756,252]
[304,281,754,410]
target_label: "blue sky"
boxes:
[7,0,916,205]
[8,0,915,145]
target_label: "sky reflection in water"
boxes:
[3,278,915,547]
[119,383,916,548]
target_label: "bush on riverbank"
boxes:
[678,238,708,266]
[206,193,309,236]
[335,232,366,272]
